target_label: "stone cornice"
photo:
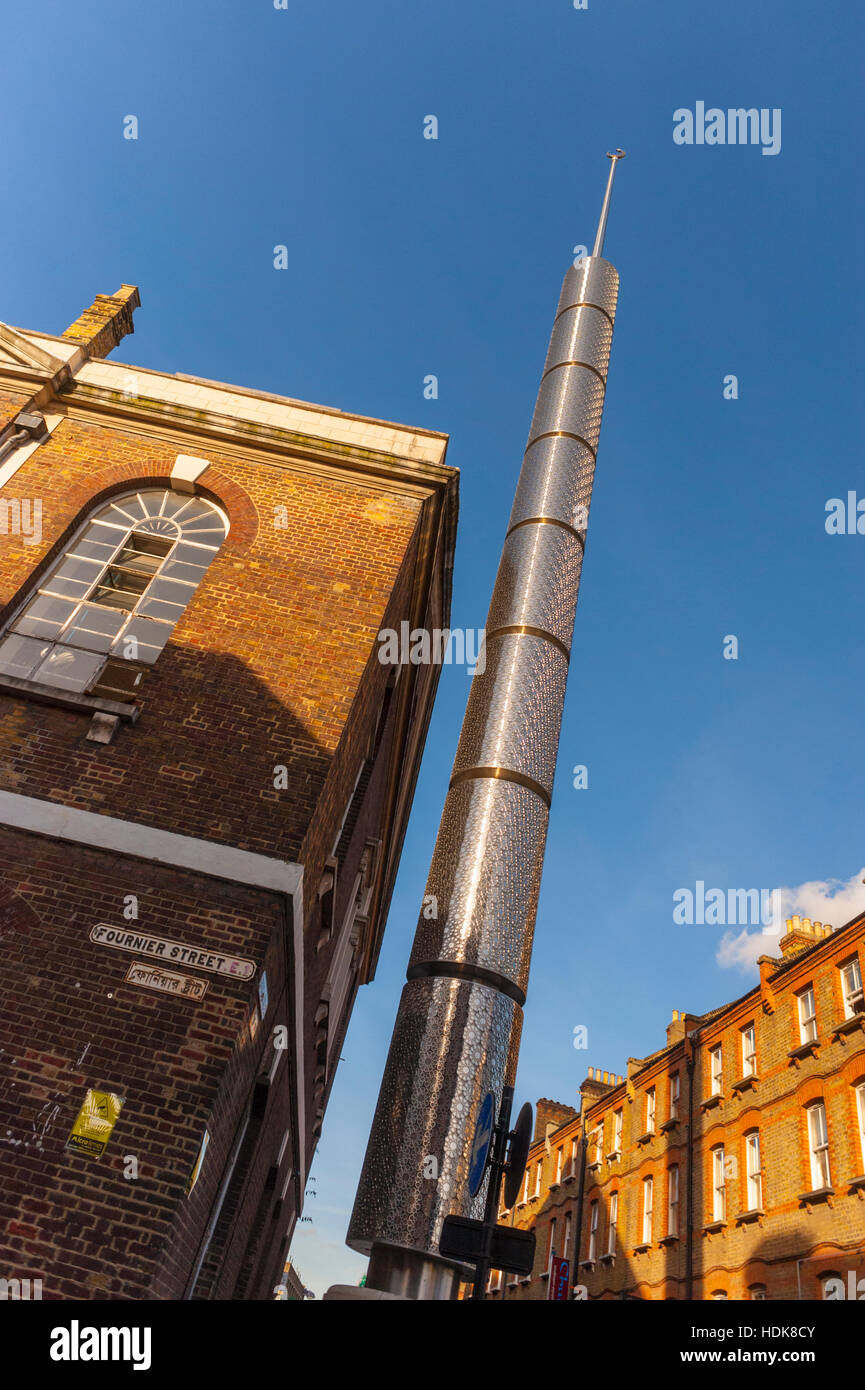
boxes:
[50,378,453,494]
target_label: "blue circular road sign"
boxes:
[468,1091,496,1197]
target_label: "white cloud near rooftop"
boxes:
[717,866,865,975]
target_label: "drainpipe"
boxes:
[685,1031,697,1301]
[0,412,48,465]
[572,1112,588,1296]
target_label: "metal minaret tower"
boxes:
[347,153,626,1298]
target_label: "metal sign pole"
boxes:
[470,1086,514,1300]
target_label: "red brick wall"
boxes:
[0,388,36,434]
[496,918,865,1301]
[0,391,450,1299]
[0,825,284,1300]
[0,415,422,862]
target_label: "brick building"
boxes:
[0,286,457,1299]
[276,1260,309,1301]
[491,909,865,1300]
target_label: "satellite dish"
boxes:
[503,1102,533,1209]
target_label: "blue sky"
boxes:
[4,1,863,1296]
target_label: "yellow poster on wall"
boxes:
[66,1089,125,1158]
[186,1128,210,1197]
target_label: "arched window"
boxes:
[0,488,228,697]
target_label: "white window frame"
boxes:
[798,986,817,1044]
[742,1023,757,1076]
[745,1131,762,1210]
[613,1108,623,1153]
[807,1101,831,1190]
[712,1147,726,1222]
[710,1045,723,1096]
[857,1083,865,1173]
[646,1087,656,1134]
[588,1201,598,1261]
[607,1191,618,1255]
[641,1176,653,1245]
[592,1123,603,1166]
[669,1072,680,1122]
[555,1145,564,1183]
[667,1165,679,1237]
[533,1160,542,1198]
[569,1137,579,1177]
[841,957,863,1018]
[546,1217,557,1272]
[563,1211,572,1265]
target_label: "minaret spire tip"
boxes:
[591,148,626,259]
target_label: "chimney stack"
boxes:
[62,284,141,360]
[780,915,833,957]
[666,1008,694,1046]
[532,1098,579,1143]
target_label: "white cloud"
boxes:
[717,866,865,975]
[716,928,768,974]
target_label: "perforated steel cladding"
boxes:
[347,977,519,1254]
[347,256,619,1257]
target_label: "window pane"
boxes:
[0,633,51,679]
[64,605,126,651]
[91,568,151,609]
[159,492,201,521]
[70,538,120,562]
[179,518,225,538]
[15,594,78,638]
[160,558,210,584]
[811,1104,827,1146]
[33,647,104,692]
[88,519,129,540]
[113,534,173,574]
[41,577,94,601]
[147,577,195,605]
[136,597,185,622]
[52,556,104,584]
[114,617,172,663]
[173,498,223,523]
[106,498,148,525]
